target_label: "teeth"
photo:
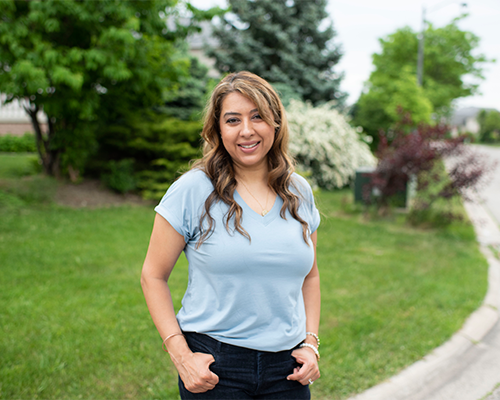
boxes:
[240,143,258,149]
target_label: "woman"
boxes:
[141,71,321,399]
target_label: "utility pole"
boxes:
[416,1,467,87]
[417,6,426,86]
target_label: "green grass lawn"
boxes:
[0,152,40,178]
[0,154,488,399]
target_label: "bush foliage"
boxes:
[0,133,37,153]
[478,109,500,143]
[287,100,376,190]
[369,114,493,223]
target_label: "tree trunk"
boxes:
[24,102,61,178]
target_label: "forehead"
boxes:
[220,92,258,112]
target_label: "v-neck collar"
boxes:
[234,190,282,226]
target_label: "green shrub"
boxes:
[287,100,376,190]
[478,109,500,143]
[101,159,137,194]
[0,133,37,152]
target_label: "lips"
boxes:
[238,141,260,150]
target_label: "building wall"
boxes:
[465,117,480,134]
[0,122,42,136]
[0,94,47,136]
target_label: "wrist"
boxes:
[303,336,318,347]
[164,335,191,361]
[305,331,320,347]
[299,342,320,360]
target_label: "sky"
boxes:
[188,0,500,111]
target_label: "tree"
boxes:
[207,0,345,105]
[478,109,500,143]
[354,66,433,149]
[352,17,490,144]
[0,0,196,180]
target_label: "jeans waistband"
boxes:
[183,331,300,355]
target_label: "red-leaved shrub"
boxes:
[368,112,493,217]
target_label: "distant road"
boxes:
[471,145,500,225]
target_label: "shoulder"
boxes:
[290,172,314,199]
[155,169,213,240]
[290,172,321,232]
[168,168,213,196]
[157,168,213,211]
[176,168,212,187]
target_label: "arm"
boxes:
[141,213,219,393]
[288,230,321,385]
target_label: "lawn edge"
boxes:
[347,198,500,400]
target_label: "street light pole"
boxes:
[417,6,426,86]
[416,1,467,87]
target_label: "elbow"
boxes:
[140,268,149,292]
[141,266,166,292]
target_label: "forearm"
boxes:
[302,230,320,347]
[302,272,321,345]
[289,262,321,384]
[141,273,191,358]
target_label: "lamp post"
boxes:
[416,1,467,86]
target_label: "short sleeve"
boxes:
[154,170,213,243]
[292,173,321,234]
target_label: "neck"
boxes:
[233,163,269,185]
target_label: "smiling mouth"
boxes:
[239,142,260,149]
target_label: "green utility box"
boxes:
[354,167,376,204]
[354,167,416,208]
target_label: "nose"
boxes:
[240,118,254,137]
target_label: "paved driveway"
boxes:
[472,144,500,225]
[472,145,500,400]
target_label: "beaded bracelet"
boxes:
[300,342,320,360]
[162,332,184,352]
[306,332,320,347]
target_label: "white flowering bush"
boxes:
[287,100,376,190]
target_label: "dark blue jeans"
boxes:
[179,332,310,399]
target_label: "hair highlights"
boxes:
[192,71,309,246]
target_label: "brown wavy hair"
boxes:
[192,71,309,246]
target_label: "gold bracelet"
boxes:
[162,332,184,352]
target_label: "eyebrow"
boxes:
[223,108,259,119]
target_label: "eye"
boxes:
[226,117,239,124]
[252,113,262,120]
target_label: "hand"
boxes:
[287,347,320,386]
[172,351,219,393]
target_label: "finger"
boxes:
[287,366,302,381]
[184,379,217,393]
[206,370,219,385]
[290,364,320,385]
[204,356,219,384]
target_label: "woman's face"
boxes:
[219,92,275,172]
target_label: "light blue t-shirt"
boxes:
[155,169,320,352]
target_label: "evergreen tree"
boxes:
[207,0,345,105]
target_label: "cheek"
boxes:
[219,132,233,154]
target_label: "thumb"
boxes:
[204,355,219,383]
[287,366,301,381]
